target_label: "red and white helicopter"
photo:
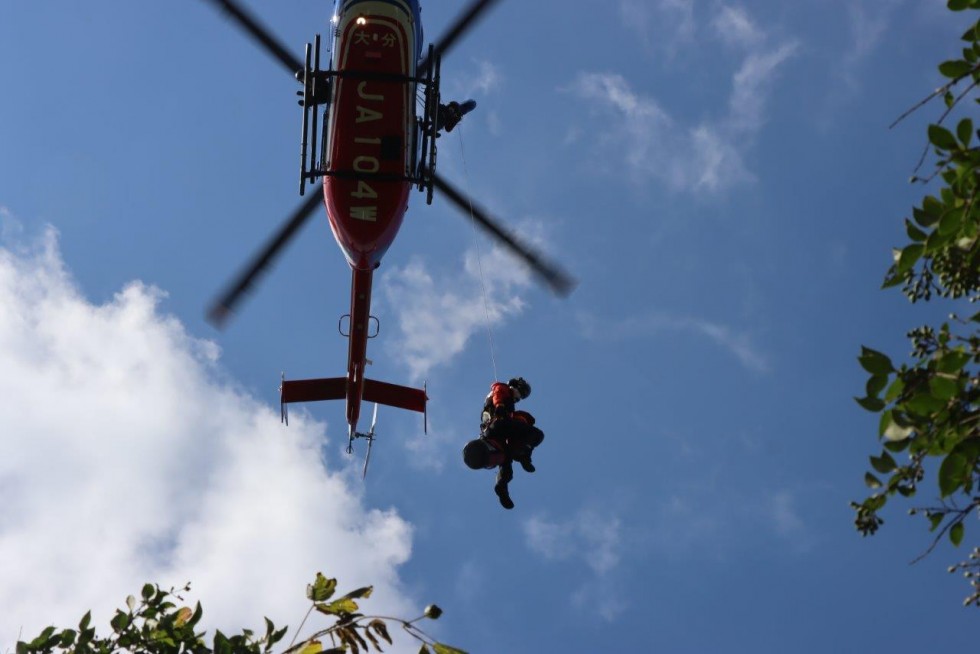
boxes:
[204,0,574,472]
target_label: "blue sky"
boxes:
[1,0,977,652]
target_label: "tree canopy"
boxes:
[852,0,980,608]
[16,574,466,654]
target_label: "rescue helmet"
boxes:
[463,439,491,469]
[508,377,531,400]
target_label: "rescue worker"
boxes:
[437,99,477,134]
[462,377,544,510]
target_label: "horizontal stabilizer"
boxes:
[363,378,427,413]
[280,376,426,413]
[281,377,346,404]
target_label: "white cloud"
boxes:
[620,0,695,56]
[711,4,763,49]
[0,224,418,649]
[819,0,902,115]
[844,1,893,75]
[524,507,626,621]
[770,490,806,539]
[379,241,532,381]
[465,60,501,97]
[577,310,770,374]
[570,6,797,193]
[728,42,800,133]
[569,72,752,192]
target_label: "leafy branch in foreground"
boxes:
[851,0,980,609]
[16,574,467,654]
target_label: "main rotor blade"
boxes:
[418,0,504,76]
[208,191,323,327]
[431,173,576,297]
[203,0,304,77]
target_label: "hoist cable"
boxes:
[455,127,499,383]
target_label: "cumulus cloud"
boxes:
[379,240,533,381]
[571,4,798,193]
[524,507,626,621]
[577,310,770,374]
[0,223,417,648]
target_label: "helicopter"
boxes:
[203,0,575,467]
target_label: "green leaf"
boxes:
[79,611,91,631]
[924,225,956,253]
[858,347,895,374]
[957,117,974,145]
[870,451,897,474]
[432,644,469,654]
[299,640,323,654]
[307,574,337,602]
[950,0,972,11]
[864,472,882,489]
[866,493,886,511]
[59,630,76,648]
[883,437,911,453]
[340,586,373,601]
[110,611,130,633]
[928,124,959,150]
[950,522,965,546]
[855,396,885,412]
[938,207,964,236]
[939,59,973,78]
[905,392,946,416]
[141,584,155,601]
[315,598,359,615]
[878,410,893,438]
[418,645,432,654]
[214,630,231,654]
[939,453,970,496]
[896,243,924,274]
[928,375,959,401]
[920,195,943,225]
[884,377,904,402]
[905,218,928,242]
[866,374,889,399]
[936,350,971,373]
[929,512,943,531]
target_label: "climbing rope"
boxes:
[455,126,499,383]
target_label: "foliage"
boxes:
[851,0,980,607]
[16,574,467,654]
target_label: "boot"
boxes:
[494,480,515,510]
[515,448,535,473]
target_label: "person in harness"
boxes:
[462,377,544,509]
[437,99,477,134]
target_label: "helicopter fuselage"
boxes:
[312,0,426,437]
[323,0,422,271]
